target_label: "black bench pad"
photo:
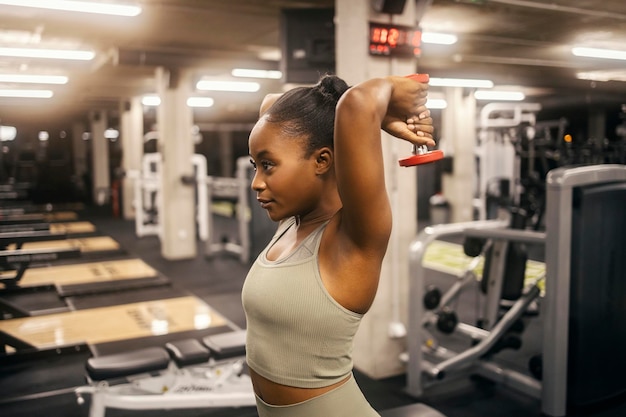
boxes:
[87,347,170,381]
[202,329,246,358]
[165,338,210,367]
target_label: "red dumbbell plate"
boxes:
[398,149,444,166]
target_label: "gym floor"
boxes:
[1,207,625,417]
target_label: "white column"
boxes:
[155,67,197,260]
[89,110,110,205]
[120,97,144,220]
[71,121,87,192]
[441,87,476,222]
[336,0,419,379]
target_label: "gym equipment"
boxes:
[475,102,542,220]
[204,156,275,263]
[201,156,251,262]
[0,295,229,355]
[129,153,209,240]
[74,329,256,417]
[0,246,81,288]
[542,164,626,416]
[4,236,124,258]
[0,230,72,250]
[405,164,626,417]
[406,217,544,399]
[0,257,167,296]
[0,210,79,225]
[398,73,444,167]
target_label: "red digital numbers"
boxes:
[369,22,421,58]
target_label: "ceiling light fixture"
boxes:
[187,97,214,108]
[196,80,260,92]
[0,0,141,17]
[142,95,160,106]
[0,74,68,84]
[576,70,626,83]
[0,125,17,141]
[474,90,525,101]
[572,47,626,61]
[422,32,458,45]
[0,89,53,98]
[142,95,215,108]
[231,68,282,79]
[429,77,494,88]
[0,47,95,60]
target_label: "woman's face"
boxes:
[248,118,322,222]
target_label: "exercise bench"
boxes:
[75,329,256,417]
[0,246,81,288]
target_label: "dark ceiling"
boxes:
[0,0,625,137]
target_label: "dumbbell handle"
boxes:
[398,73,444,167]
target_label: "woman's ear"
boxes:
[313,147,333,174]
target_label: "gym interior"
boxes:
[1,1,626,417]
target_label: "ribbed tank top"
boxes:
[242,217,363,388]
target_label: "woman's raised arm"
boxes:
[333,76,434,253]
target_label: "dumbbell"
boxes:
[398,73,444,167]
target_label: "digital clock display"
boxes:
[369,22,422,58]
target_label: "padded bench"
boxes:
[86,329,246,381]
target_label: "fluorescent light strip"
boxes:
[142,95,161,106]
[187,97,214,108]
[422,32,458,45]
[474,90,525,101]
[0,74,68,84]
[196,80,260,92]
[0,125,17,141]
[232,68,282,79]
[429,77,494,88]
[0,89,53,98]
[572,47,626,61]
[0,0,141,16]
[142,95,215,108]
[0,47,95,60]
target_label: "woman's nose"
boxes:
[251,171,265,191]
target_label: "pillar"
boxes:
[588,108,606,149]
[218,130,234,177]
[71,121,88,195]
[119,96,144,220]
[155,67,197,260]
[441,87,476,222]
[89,110,110,205]
[336,0,419,379]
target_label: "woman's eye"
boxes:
[249,158,257,170]
[261,161,272,170]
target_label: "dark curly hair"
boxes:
[263,74,350,157]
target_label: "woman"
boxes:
[242,74,434,417]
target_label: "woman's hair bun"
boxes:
[316,74,349,102]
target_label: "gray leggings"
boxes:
[254,373,380,417]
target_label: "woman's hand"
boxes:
[382,76,435,147]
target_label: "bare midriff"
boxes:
[249,367,351,406]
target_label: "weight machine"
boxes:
[128,153,209,241]
[475,102,542,221]
[405,164,626,417]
